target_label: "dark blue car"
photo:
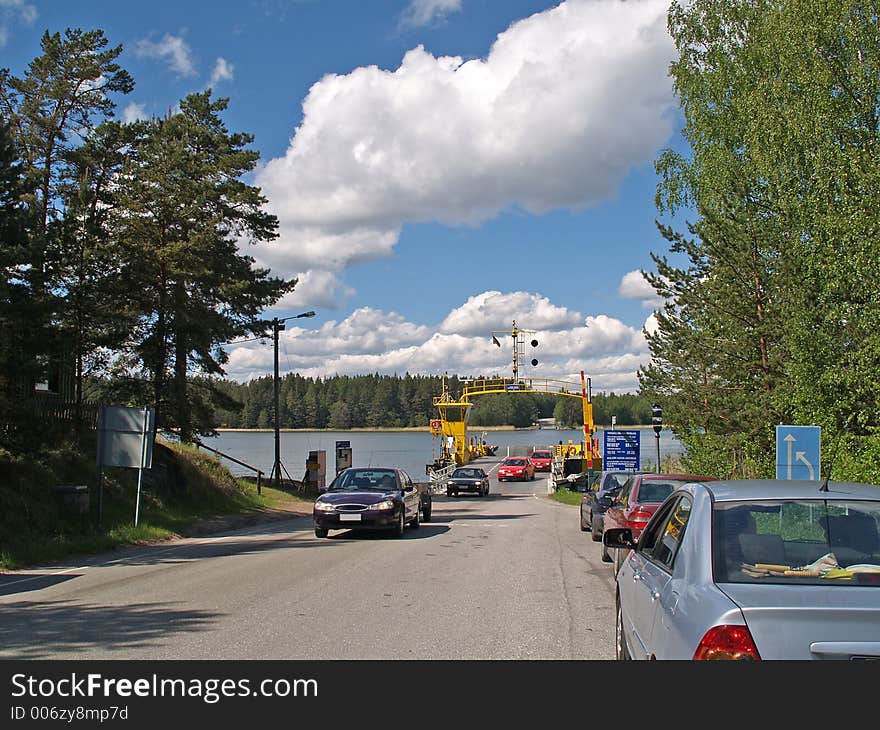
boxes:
[580,470,641,542]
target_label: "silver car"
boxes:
[604,479,880,660]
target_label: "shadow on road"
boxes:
[322,524,450,540]
[96,534,345,568]
[429,512,536,523]
[0,574,79,597]
[0,599,220,658]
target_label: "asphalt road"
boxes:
[0,457,616,659]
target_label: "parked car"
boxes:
[313,467,430,538]
[580,470,640,542]
[530,449,553,472]
[497,457,535,482]
[446,466,491,497]
[605,479,880,660]
[601,472,717,568]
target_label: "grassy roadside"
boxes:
[549,488,583,506]
[0,438,313,571]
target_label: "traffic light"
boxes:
[652,403,662,434]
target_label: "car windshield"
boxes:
[452,469,481,478]
[712,500,880,586]
[329,469,398,491]
[635,479,690,503]
[505,459,526,466]
[532,452,551,459]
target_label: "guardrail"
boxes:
[427,462,457,491]
[192,438,266,494]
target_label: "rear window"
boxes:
[712,500,880,586]
[635,480,690,504]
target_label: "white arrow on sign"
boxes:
[785,434,795,479]
[796,451,815,479]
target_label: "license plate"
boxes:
[339,513,362,522]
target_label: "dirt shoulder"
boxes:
[179,503,312,538]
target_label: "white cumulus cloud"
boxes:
[224,291,653,392]
[122,102,148,123]
[619,269,665,308]
[208,57,234,87]
[135,33,197,77]
[439,291,582,336]
[252,0,676,282]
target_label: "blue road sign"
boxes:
[603,430,640,470]
[776,425,821,480]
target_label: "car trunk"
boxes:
[720,583,880,659]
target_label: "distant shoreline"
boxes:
[212,425,655,433]
[214,425,523,433]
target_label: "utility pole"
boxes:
[272,311,316,488]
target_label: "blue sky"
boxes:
[2,0,690,391]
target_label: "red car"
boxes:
[529,449,553,472]
[601,472,717,569]
[497,457,535,481]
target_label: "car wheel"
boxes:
[580,508,588,532]
[391,509,405,538]
[453,489,459,497]
[616,595,631,661]
[410,504,420,528]
[591,514,601,542]
[446,488,452,497]
[422,501,432,522]
[315,526,328,538]
[601,543,613,563]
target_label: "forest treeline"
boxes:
[196,373,653,430]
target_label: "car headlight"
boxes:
[314,501,335,512]
[369,499,395,511]
[447,481,455,487]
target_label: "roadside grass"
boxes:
[0,439,311,571]
[550,488,583,506]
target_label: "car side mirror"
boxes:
[603,528,636,550]
[404,484,415,492]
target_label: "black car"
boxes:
[313,467,431,538]
[445,466,490,497]
[580,470,639,542]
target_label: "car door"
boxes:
[605,476,634,533]
[399,470,419,515]
[626,496,693,659]
[616,496,677,659]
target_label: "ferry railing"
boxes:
[427,462,457,491]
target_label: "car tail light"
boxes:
[628,508,654,524]
[693,625,761,661]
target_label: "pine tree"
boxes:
[112,91,294,440]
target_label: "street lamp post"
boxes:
[272,310,316,488]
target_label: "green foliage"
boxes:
[0,439,266,570]
[1,29,293,449]
[549,488,583,506]
[644,0,880,483]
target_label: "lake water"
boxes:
[202,427,684,481]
